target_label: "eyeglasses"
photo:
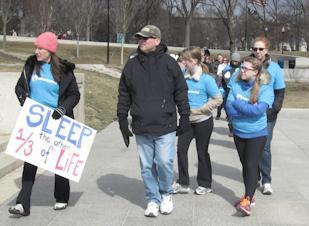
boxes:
[241,66,255,71]
[252,47,265,52]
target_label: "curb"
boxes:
[0,152,23,179]
[0,141,23,179]
[0,141,8,153]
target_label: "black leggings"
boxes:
[16,162,70,214]
[177,117,214,188]
[234,135,267,199]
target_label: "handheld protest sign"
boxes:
[5,98,96,182]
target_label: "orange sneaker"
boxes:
[236,196,251,216]
[235,196,256,207]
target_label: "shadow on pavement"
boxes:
[210,138,235,150]
[212,162,242,183]
[213,125,230,136]
[96,174,145,208]
[7,175,82,207]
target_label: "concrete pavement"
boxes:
[0,109,309,225]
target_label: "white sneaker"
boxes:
[173,182,190,194]
[195,186,212,195]
[262,183,273,195]
[160,195,173,214]
[144,202,159,217]
[8,204,28,216]
[53,202,68,210]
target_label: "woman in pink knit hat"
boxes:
[9,32,80,216]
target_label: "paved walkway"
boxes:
[0,109,309,225]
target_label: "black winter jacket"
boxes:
[15,55,80,119]
[117,44,190,135]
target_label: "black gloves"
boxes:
[118,117,133,147]
[52,106,66,120]
[176,115,191,136]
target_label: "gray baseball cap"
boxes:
[135,25,161,39]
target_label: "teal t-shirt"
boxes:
[186,73,220,109]
[267,61,285,90]
[227,80,274,135]
[29,63,59,109]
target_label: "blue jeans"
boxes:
[135,132,176,204]
[259,120,276,184]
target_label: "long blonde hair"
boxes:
[182,46,209,73]
[242,56,270,104]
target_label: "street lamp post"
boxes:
[106,0,110,64]
[281,26,285,54]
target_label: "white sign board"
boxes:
[5,98,96,182]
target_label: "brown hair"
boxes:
[34,53,63,82]
[242,56,265,104]
[182,46,209,73]
[254,36,270,49]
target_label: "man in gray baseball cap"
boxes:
[117,24,190,217]
[135,25,161,39]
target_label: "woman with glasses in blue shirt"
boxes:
[226,56,274,216]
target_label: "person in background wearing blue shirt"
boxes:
[253,37,285,195]
[221,52,242,137]
[226,56,274,216]
[173,47,222,195]
[9,32,80,217]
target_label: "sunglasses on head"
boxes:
[252,47,265,52]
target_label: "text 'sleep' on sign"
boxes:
[5,98,97,182]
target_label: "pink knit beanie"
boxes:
[34,32,58,53]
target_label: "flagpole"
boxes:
[245,0,248,51]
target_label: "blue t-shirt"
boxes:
[227,80,274,137]
[267,61,285,90]
[186,73,220,109]
[30,63,59,109]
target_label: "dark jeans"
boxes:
[259,120,276,184]
[177,117,214,188]
[16,162,70,214]
[234,135,267,199]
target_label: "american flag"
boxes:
[250,0,267,6]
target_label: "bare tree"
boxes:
[207,0,240,53]
[60,0,87,57]
[174,0,201,47]
[265,0,282,50]
[161,0,177,43]
[115,0,143,64]
[250,0,288,50]
[0,0,15,49]
[302,0,309,51]
[284,0,305,51]
[85,0,102,41]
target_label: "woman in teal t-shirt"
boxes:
[173,47,222,195]
[226,56,274,216]
[9,32,80,217]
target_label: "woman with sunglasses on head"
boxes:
[253,37,285,195]
[173,47,222,195]
[9,32,80,217]
[226,56,274,216]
